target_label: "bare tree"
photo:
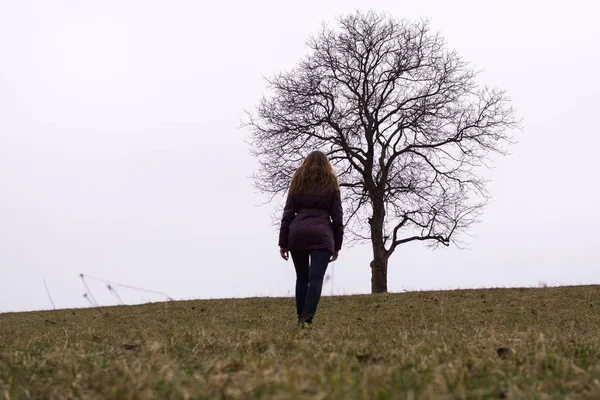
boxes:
[246,11,518,293]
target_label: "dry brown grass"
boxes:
[1,285,600,399]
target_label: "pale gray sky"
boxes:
[1,0,599,312]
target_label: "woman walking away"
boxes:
[278,151,344,329]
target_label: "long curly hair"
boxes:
[290,151,339,195]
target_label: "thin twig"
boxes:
[43,278,56,310]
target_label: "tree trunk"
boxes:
[369,198,388,293]
[370,251,388,293]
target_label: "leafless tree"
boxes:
[246,11,518,293]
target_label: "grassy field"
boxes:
[1,285,600,399]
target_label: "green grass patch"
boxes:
[1,286,600,399]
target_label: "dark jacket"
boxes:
[278,187,344,253]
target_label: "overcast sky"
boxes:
[1,0,599,312]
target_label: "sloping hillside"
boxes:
[1,285,599,399]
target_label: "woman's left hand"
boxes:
[280,247,289,261]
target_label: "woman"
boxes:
[278,151,344,329]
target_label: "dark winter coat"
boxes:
[278,187,344,253]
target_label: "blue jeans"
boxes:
[291,249,331,324]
